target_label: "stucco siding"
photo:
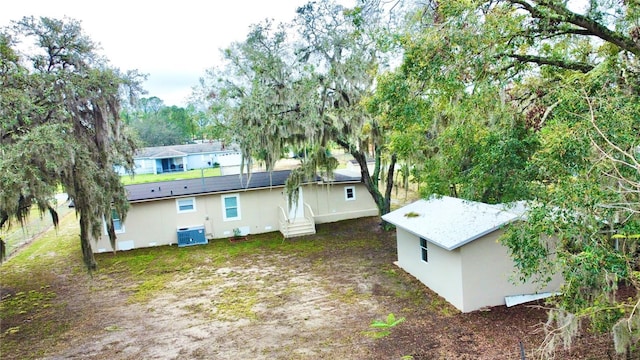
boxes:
[184,189,284,239]
[96,200,181,252]
[396,228,464,310]
[304,183,378,223]
[96,181,378,253]
[459,230,562,312]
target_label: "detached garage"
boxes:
[382,195,562,313]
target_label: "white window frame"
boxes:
[176,197,196,213]
[103,209,125,234]
[420,237,428,263]
[344,186,356,201]
[111,209,125,234]
[222,194,241,221]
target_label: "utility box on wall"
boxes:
[177,225,207,247]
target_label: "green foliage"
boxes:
[0,16,143,269]
[374,0,640,355]
[124,97,201,146]
[502,81,640,355]
[192,1,400,218]
[366,313,405,339]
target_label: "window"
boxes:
[344,186,356,201]
[176,197,196,213]
[111,209,124,232]
[420,237,428,263]
[105,209,124,234]
[222,194,241,221]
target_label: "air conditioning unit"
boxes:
[176,225,207,247]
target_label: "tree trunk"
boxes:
[78,209,97,271]
[346,144,397,229]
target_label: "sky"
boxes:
[1,0,347,107]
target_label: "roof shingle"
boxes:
[125,170,361,202]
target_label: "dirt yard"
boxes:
[1,215,619,359]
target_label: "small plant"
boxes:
[232,228,242,238]
[366,313,405,339]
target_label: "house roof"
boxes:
[381,195,525,251]
[125,170,362,202]
[149,149,188,158]
[136,142,239,158]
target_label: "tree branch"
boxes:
[508,0,640,56]
[505,53,594,73]
[537,0,640,56]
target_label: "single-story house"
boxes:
[381,195,562,313]
[95,170,378,253]
[345,158,376,174]
[116,142,242,175]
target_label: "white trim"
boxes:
[113,221,125,234]
[222,194,241,221]
[344,186,356,201]
[103,210,125,234]
[420,237,428,263]
[176,197,196,213]
[505,292,561,307]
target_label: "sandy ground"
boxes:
[2,217,614,360]
[1,181,619,359]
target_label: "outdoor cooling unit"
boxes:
[176,225,207,247]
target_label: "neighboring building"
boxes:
[381,195,562,313]
[96,170,378,253]
[345,158,375,174]
[116,142,242,175]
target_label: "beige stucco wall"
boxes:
[460,230,562,312]
[303,183,379,223]
[395,228,562,313]
[395,228,464,310]
[95,181,378,253]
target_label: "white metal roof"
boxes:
[382,195,525,251]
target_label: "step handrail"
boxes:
[303,203,316,225]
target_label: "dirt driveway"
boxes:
[2,217,615,359]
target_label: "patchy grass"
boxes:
[0,287,56,318]
[0,212,85,359]
[214,283,260,321]
[120,167,222,185]
[1,199,73,257]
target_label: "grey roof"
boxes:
[125,170,362,202]
[381,195,525,251]
[136,142,239,158]
[149,149,188,158]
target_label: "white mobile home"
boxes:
[96,170,378,252]
[116,142,242,175]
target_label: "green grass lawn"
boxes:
[0,200,74,257]
[120,167,222,185]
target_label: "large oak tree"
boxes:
[374,0,640,355]
[195,1,399,219]
[0,17,142,269]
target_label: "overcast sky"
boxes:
[1,1,351,106]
